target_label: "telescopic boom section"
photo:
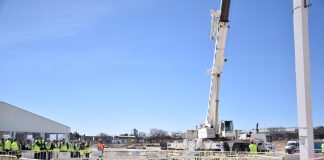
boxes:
[220,0,231,22]
[205,0,231,135]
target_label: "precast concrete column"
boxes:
[292,0,314,159]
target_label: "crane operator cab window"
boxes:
[221,121,233,132]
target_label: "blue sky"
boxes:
[0,0,323,136]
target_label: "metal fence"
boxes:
[0,151,18,160]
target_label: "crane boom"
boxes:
[205,0,231,136]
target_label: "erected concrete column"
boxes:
[40,132,45,139]
[292,0,314,159]
[11,131,16,139]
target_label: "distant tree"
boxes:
[138,132,146,138]
[314,126,324,139]
[97,132,109,140]
[70,131,81,140]
[149,129,169,141]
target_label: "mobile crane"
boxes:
[167,0,275,152]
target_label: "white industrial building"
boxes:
[0,101,70,141]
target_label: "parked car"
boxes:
[314,140,323,153]
[285,140,299,154]
[285,140,323,154]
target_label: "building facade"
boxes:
[0,101,70,141]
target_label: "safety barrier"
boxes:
[89,149,283,160]
[0,151,19,159]
[3,149,310,160]
[0,155,18,160]
[20,150,86,159]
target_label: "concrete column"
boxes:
[292,0,314,159]
[41,132,45,139]
[12,132,16,139]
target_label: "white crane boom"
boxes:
[204,0,230,136]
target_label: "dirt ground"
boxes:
[272,140,287,153]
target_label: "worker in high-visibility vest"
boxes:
[79,141,85,157]
[60,139,68,152]
[321,143,324,154]
[11,139,20,157]
[52,140,60,157]
[84,141,91,158]
[249,140,257,153]
[0,138,4,153]
[25,140,32,150]
[68,140,75,158]
[4,138,12,154]
[45,139,53,160]
[39,137,46,160]
[33,137,41,159]
[74,141,81,158]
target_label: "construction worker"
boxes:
[52,140,60,159]
[79,141,85,157]
[68,140,75,158]
[25,140,32,150]
[60,139,68,152]
[74,141,81,158]
[39,137,46,159]
[98,139,105,159]
[4,138,12,154]
[85,141,91,158]
[11,139,20,157]
[45,139,53,160]
[249,140,257,153]
[322,142,324,154]
[0,138,4,154]
[33,137,41,159]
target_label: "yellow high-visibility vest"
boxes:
[11,142,19,151]
[0,141,4,151]
[68,143,75,152]
[33,144,40,152]
[60,142,68,152]
[249,144,257,153]
[321,143,324,154]
[5,140,11,150]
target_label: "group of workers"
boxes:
[0,137,92,159]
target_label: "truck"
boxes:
[167,0,275,152]
[285,140,324,154]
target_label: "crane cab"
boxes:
[219,120,235,139]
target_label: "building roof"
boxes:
[0,101,70,133]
